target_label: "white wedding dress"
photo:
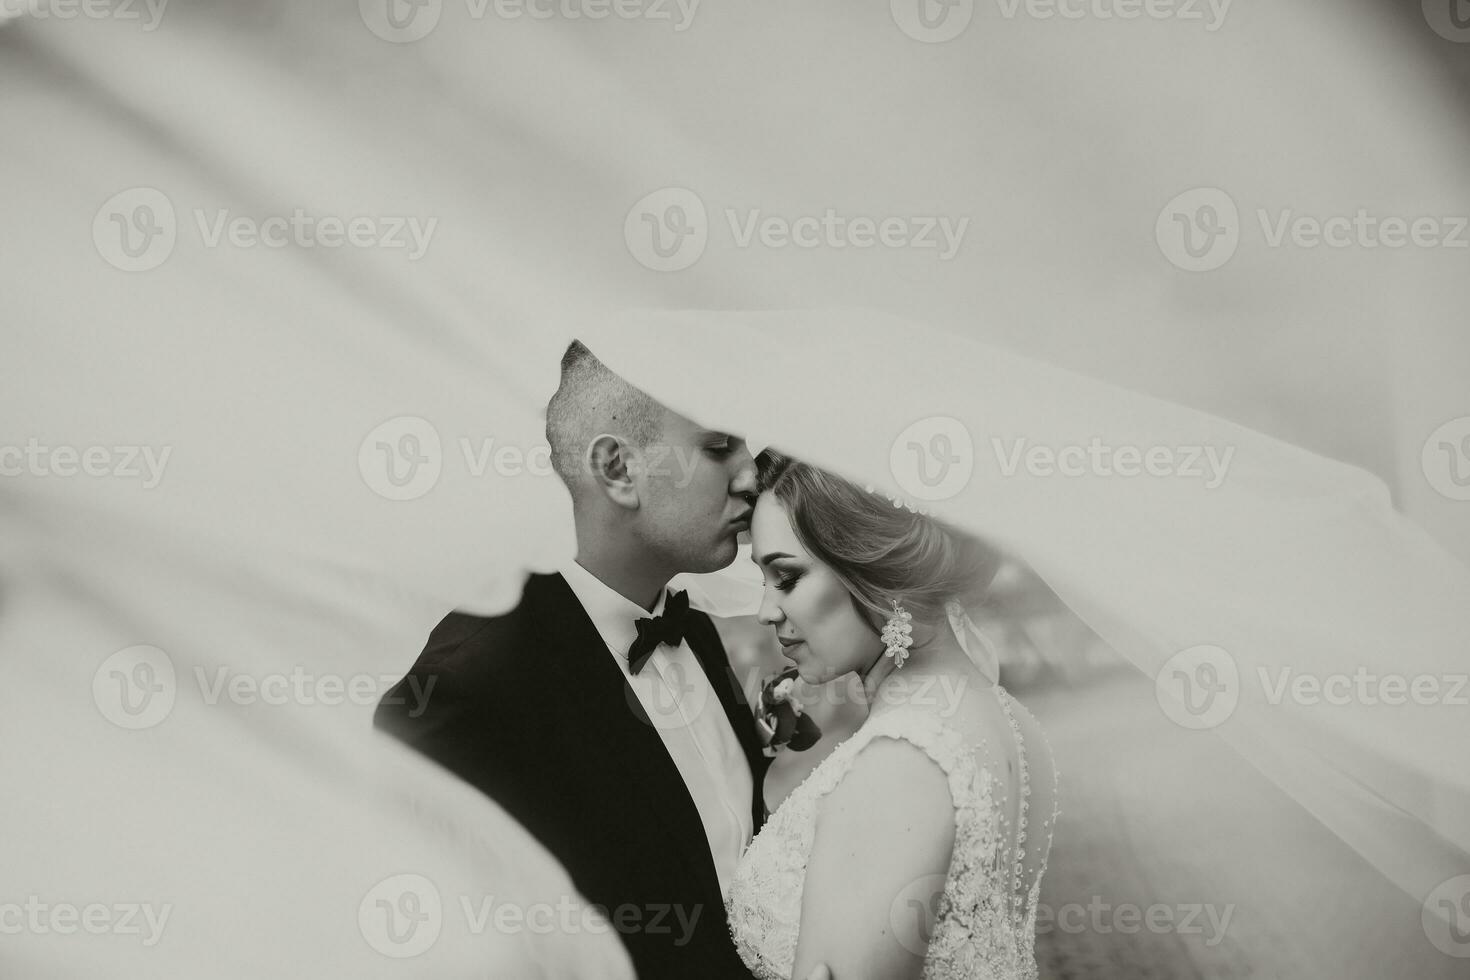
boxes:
[726,669,1058,980]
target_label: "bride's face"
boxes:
[751,492,881,685]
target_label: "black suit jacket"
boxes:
[375,572,770,980]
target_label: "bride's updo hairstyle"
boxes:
[754,448,1002,637]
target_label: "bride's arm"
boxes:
[790,737,956,980]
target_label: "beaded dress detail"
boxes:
[726,678,1058,980]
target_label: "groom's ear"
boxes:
[586,433,640,510]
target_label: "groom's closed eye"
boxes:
[701,432,744,459]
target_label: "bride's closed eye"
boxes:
[774,571,802,593]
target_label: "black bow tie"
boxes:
[627,589,692,675]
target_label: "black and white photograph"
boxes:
[3,3,1469,978]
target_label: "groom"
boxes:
[377,341,818,980]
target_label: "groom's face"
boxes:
[629,408,757,574]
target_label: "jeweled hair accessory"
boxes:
[863,483,933,517]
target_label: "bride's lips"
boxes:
[777,637,804,655]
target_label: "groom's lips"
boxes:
[731,509,754,529]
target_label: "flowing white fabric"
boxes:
[4,2,1469,975]
[946,600,1001,687]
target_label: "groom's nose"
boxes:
[729,445,758,497]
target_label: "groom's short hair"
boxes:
[545,340,663,491]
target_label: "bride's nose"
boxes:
[756,589,784,626]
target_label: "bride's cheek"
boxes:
[807,574,850,623]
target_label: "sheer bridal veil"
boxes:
[4,1,1469,975]
[588,308,1470,931]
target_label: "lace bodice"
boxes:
[726,683,1057,980]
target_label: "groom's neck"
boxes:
[574,534,672,613]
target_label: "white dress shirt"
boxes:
[559,560,755,898]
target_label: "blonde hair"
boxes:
[755,448,1001,635]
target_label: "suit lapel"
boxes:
[529,574,728,899]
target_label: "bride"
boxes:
[726,448,1058,980]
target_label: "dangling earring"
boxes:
[880,598,914,668]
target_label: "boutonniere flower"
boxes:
[755,666,821,757]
